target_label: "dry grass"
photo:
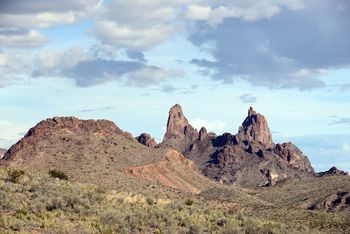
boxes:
[1,167,295,234]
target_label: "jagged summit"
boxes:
[248,106,257,116]
[161,104,198,152]
[198,127,208,142]
[160,104,314,186]
[237,107,273,148]
[163,104,198,140]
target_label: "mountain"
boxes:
[160,104,198,152]
[1,105,350,233]
[161,104,314,187]
[0,116,211,194]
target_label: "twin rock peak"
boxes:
[161,104,273,150]
[142,103,314,186]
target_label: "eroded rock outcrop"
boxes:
[198,127,208,143]
[309,191,350,211]
[237,107,273,148]
[160,105,314,186]
[136,133,157,148]
[274,142,314,173]
[161,104,198,152]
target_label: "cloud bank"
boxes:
[0,0,349,90]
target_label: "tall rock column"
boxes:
[161,104,198,152]
[237,107,273,148]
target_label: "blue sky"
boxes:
[0,0,349,172]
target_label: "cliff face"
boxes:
[161,104,314,187]
[237,107,273,148]
[160,104,198,152]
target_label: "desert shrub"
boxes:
[48,169,68,180]
[185,199,194,206]
[7,169,25,183]
[188,223,201,234]
[146,197,155,205]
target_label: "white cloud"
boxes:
[239,93,257,103]
[94,21,177,50]
[93,0,305,50]
[0,0,101,48]
[32,47,93,77]
[126,67,184,87]
[185,5,212,21]
[0,0,102,28]
[30,46,183,87]
[0,52,32,87]
[184,1,305,26]
[0,12,76,28]
[0,29,47,48]
[191,118,227,133]
[293,68,327,78]
[0,53,6,66]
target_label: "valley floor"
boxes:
[1,167,350,233]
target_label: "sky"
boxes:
[0,0,349,172]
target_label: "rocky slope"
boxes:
[0,117,210,193]
[124,149,202,193]
[237,107,273,148]
[160,104,314,187]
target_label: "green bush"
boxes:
[185,199,194,206]
[49,169,68,180]
[7,169,25,183]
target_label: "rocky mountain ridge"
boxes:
[160,104,314,186]
[0,105,346,190]
[0,105,349,234]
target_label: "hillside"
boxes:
[1,167,350,233]
[0,117,212,195]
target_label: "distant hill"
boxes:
[0,116,212,195]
